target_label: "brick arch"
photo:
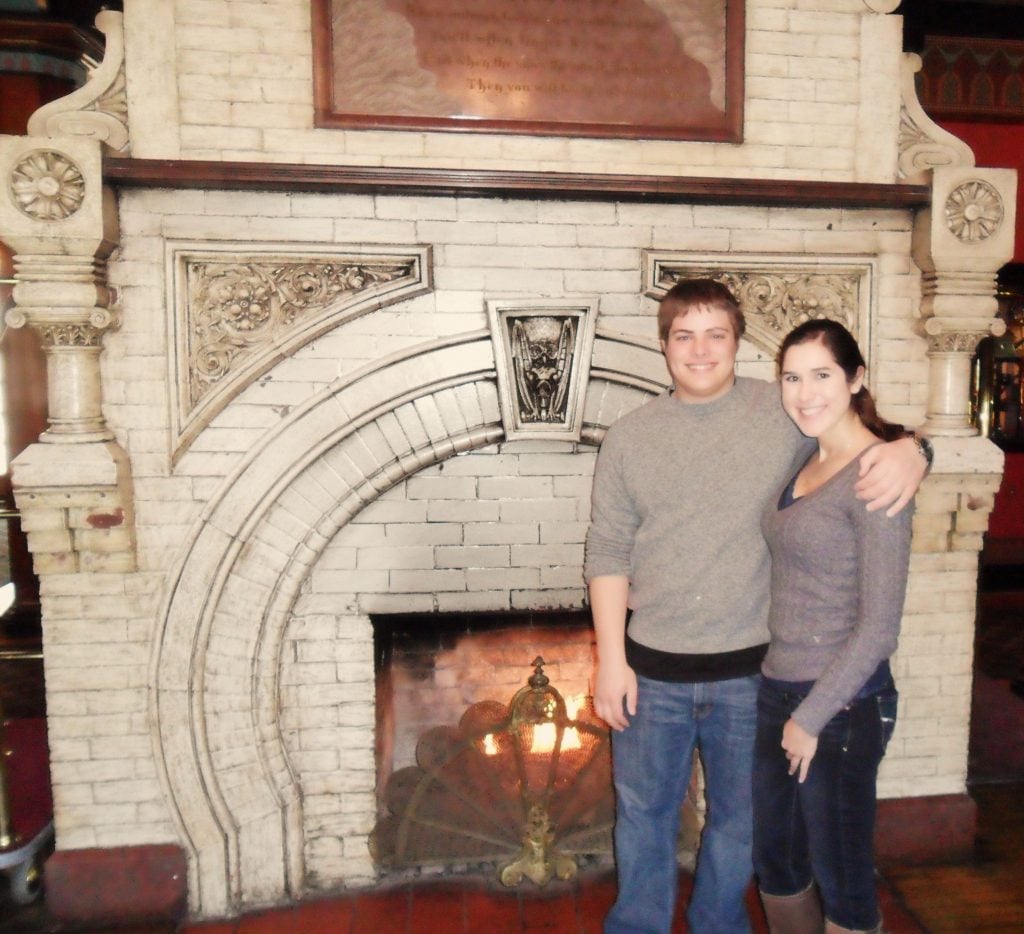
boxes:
[151,330,666,915]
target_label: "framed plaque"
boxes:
[312,0,744,142]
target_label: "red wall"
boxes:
[988,451,1024,543]
[938,120,1024,264]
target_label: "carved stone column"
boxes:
[1,137,117,441]
[912,167,1017,435]
[0,135,134,574]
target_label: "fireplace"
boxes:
[0,7,1016,919]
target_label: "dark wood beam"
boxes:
[103,158,931,209]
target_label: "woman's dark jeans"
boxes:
[752,677,898,931]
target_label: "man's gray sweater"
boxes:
[584,377,806,657]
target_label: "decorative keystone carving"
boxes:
[26,9,129,154]
[487,299,598,442]
[944,179,1004,242]
[898,54,975,182]
[10,150,86,220]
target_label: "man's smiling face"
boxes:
[660,304,739,404]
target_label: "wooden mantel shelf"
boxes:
[103,158,932,209]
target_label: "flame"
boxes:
[530,695,584,754]
[483,733,498,756]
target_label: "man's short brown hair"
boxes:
[657,278,746,342]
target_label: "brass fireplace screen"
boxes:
[370,657,613,887]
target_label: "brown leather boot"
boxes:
[760,884,823,934]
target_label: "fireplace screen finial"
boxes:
[369,657,614,887]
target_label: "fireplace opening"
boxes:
[370,611,617,882]
[371,609,596,804]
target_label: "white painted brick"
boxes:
[464,522,538,546]
[511,589,585,610]
[178,75,263,102]
[500,499,578,523]
[541,566,586,588]
[540,521,589,544]
[435,591,512,612]
[434,545,510,569]
[356,546,434,570]
[477,476,553,500]
[359,592,435,614]
[180,24,262,52]
[231,102,308,129]
[176,0,230,26]
[511,543,585,566]
[389,569,466,592]
[449,561,538,590]
[426,500,501,523]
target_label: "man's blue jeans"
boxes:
[752,677,898,931]
[605,674,759,934]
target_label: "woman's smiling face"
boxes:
[779,337,864,438]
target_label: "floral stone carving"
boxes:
[945,179,1004,242]
[186,258,415,414]
[656,269,859,338]
[9,150,86,221]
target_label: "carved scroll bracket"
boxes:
[27,9,130,155]
[898,53,975,183]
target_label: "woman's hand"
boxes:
[593,657,638,732]
[782,718,818,783]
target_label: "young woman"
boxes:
[753,320,914,934]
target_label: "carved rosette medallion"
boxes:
[658,270,859,337]
[187,259,414,412]
[9,150,86,220]
[945,180,1003,242]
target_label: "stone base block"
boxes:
[876,792,977,865]
[44,844,186,926]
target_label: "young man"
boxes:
[584,279,926,934]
